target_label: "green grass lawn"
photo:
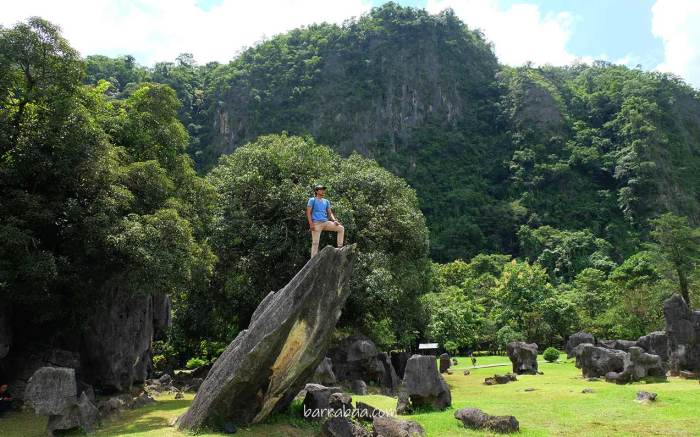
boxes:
[2,356,699,436]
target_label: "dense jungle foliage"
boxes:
[2,3,699,367]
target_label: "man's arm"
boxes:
[306,206,315,230]
[328,205,338,223]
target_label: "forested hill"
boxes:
[85,3,700,263]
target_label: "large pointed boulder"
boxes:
[177,245,356,431]
[664,294,700,373]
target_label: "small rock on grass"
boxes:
[635,391,657,403]
[455,408,519,433]
[582,388,594,394]
[524,387,536,392]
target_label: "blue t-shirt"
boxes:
[307,197,330,222]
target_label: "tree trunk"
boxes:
[677,268,690,304]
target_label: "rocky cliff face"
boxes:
[81,289,173,391]
[177,245,356,431]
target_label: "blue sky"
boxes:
[4,0,699,87]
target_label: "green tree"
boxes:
[648,213,700,304]
[207,133,430,348]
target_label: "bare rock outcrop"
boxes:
[176,245,356,431]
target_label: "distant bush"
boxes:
[186,357,208,369]
[444,340,458,356]
[543,347,560,362]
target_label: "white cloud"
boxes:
[652,0,700,87]
[426,0,592,66]
[1,0,372,65]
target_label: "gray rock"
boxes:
[565,332,595,358]
[390,351,409,379]
[439,353,451,373]
[321,416,370,437]
[581,388,594,394]
[312,357,337,386]
[372,415,425,436]
[493,374,517,384]
[176,246,356,431]
[598,339,637,352]
[574,343,665,383]
[524,387,536,392]
[350,379,368,395]
[159,373,173,385]
[572,343,626,378]
[304,384,344,419]
[24,367,77,416]
[355,401,383,421]
[454,407,519,433]
[0,303,11,360]
[398,354,451,412]
[152,293,172,340]
[636,331,669,363]
[82,289,157,391]
[75,391,99,433]
[329,336,399,394]
[664,294,700,373]
[506,342,539,375]
[25,368,99,434]
[622,347,666,382]
[635,391,657,402]
[329,392,353,416]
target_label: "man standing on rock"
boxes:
[307,184,344,257]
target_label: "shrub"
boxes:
[444,340,458,356]
[186,357,208,369]
[543,347,560,362]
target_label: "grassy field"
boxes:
[2,356,699,436]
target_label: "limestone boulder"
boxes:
[390,351,409,379]
[372,415,425,437]
[598,339,637,352]
[350,379,368,395]
[565,332,595,358]
[176,245,356,431]
[622,347,666,382]
[312,357,337,386]
[572,343,626,378]
[636,331,669,364]
[24,367,77,416]
[329,335,399,394]
[664,294,700,373]
[439,353,451,373]
[24,367,99,434]
[301,384,345,420]
[321,417,370,437]
[82,289,156,391]
[454,407,519,433]
[506,342,538,375]
[397,354,451,412]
